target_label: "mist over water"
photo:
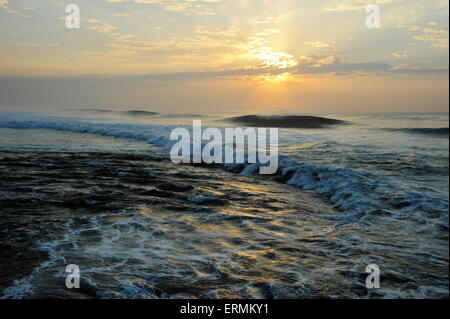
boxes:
[0,110,448,298]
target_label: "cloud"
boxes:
[392,51,407,58]
[304,41,332,48]
[238,54,448,77]
[73,53,449,81]
[81,17,118,35]
[107,0,221,15]
[86,22,117,33]
[0,0,32,17]
[112,12,130,17]
[325,0,391,12]
[400,24,449,49]
[398,22,449,49]
[0,0,9,9]
[2,0,447,80]
[17,42,60,47]
[164,2,191,12]
[414,27,449,48]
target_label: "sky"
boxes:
[0,0,448,113]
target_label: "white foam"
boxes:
[1,112,447,225]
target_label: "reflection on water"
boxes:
[0,151,448,299]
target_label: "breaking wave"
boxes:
[122,110,159,117]
[0,115,447,227]
[72,108,159,117]
[0,112,448,299]
[383,127,449,137]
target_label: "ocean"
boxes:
[0,110,448,298]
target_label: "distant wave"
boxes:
[73,108,158,117]
[226,115,346,129]
[121,110,158,117]
[158,113,204,118]
[384,127,449,137]
[74,108,114,113]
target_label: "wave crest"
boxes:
[226,115,346,128]
[384,127,449,137]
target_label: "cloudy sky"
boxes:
[0,0,448,113]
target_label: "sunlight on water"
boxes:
[0,111,448,298]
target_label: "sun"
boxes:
[255,47,297,69]
[251,46,298,70]
[249,45,298,83]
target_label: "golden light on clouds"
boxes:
[246,43,298,83]
[255,72,294,84]
[0,0,448,112]
[250,46,297,69]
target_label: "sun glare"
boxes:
[256,72,293,83]
[248,45,298,83]
[251,46,298,69]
